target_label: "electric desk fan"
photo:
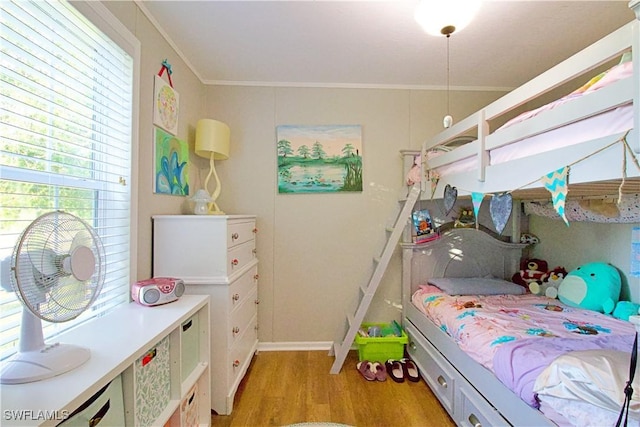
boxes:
[1,211,105,384]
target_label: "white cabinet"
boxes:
[153,215,258,415]
[0,295,211,427]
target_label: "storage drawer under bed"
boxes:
[405,322,455,415]
[405,321,510,427]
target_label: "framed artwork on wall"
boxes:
[154,126,189,196]
[277,124,363,194]
[153,75,179,135]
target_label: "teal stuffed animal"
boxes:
[557,262,621,314]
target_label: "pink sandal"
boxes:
[371,362,387,381]
[356,360,376,381]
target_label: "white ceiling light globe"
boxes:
[414,0,483,36]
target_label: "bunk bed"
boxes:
[400,3,640,426]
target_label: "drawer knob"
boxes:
[253,227,258,234]
[231,232,239,240]
[231,259,239,266]
[232,326,240,335]
[255,299,260,305]
[233,359,240,368]
[468,414,481,427]
[254,274,259,281]
[252,248,257,255]
[409,341,417,351]
[232,293,240,301]
[437,375,447,388]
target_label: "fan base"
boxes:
[0,343,90,384]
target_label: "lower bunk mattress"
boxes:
[411,286,640,426]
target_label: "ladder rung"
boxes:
[359,283,368,296]
[346,312,355,328]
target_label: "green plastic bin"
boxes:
[355,322,408,362]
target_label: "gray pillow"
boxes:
[428,277,525,296]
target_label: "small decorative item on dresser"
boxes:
[191,189,212,215]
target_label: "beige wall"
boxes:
[205,86,504,343]
[104,0,505,345]
[102,1,208,280]
[103,1,639,347]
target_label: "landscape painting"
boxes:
[277,125,363,194]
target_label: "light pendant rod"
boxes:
[442,25,455,129]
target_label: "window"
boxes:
[0,0,139,360]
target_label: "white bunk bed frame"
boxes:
[401,4,640,426]
[419,5,640,201]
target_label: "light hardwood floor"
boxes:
[211,350,456,427]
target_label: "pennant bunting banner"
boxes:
[471,192,484,227]
[541,167,570,226]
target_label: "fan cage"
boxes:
[11,211,106,323]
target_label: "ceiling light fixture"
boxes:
[414,0,483,37]
[414,0,483,128]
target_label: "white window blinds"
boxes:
[0,0,138,360]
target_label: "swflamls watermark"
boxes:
[3,410,70,421]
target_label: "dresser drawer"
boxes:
[228,288,258,348]
[228,314,258,387]
[228,240,256,276]
[227,220,256,248]
[229,265,258,311]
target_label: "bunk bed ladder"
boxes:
[329,184,421,374]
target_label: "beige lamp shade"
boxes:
[195,119,230,160]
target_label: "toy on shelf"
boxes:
[454,207,475,228]
[519,233,540,245]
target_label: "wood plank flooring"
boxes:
[212,350,455,427]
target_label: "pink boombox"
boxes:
[132,277,185,306]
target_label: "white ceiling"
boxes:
[138,1,636,90]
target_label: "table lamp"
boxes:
[195,119,230,214]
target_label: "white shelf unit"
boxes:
[0,295,211,427]
[153,215,259,416]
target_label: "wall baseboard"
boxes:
[258,341,353,352]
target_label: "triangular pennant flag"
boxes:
[471,192,484,228]
[541,167,570,226]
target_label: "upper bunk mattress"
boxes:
[421,59,634,179]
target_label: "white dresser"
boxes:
[152,215,258,416]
